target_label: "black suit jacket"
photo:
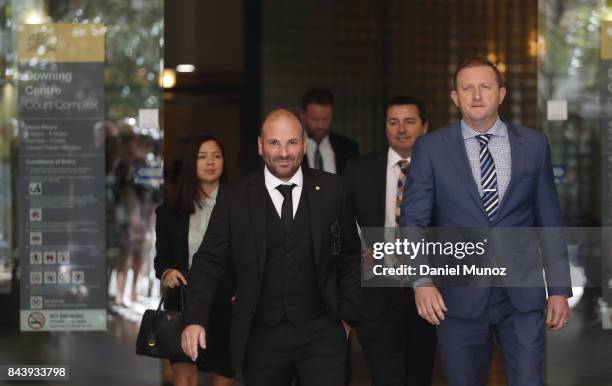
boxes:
[343,151,390,319]
[305,132,360,174]
[154,203,234,311]
[183,167,361,370]
[329,132,360,174]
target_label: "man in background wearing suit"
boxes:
[301,88,359,174]
[344,96,436,386]
[400,58,571,386]
[181,109,361,386]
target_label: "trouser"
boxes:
[437,287,545,386]
[357,287,437,386]
[243,315,348,386]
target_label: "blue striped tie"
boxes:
[477,134,499,221]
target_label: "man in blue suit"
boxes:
[399,58,572,386]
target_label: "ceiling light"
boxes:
[176,64,196,73]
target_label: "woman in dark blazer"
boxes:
[154,135,235,386]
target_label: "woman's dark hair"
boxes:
[173,135,226,214]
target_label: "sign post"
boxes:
[18,24,106,331]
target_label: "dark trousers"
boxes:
[437,287,545,386]
[243,315,348,386]
[357,288,437,386]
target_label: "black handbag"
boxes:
[136,286,190,361]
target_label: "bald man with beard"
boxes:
[181,109,362,386]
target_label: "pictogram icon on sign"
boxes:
[27,312,45,329]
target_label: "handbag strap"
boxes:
[156,285,186,312]
[179,285,185,311]
[155,292,166,312]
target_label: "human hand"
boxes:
[181,324,206,361]
[415,284,447,325]
[161,269,187,288]
[362,247,374,273]
[546,295,570,331]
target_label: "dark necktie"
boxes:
[395,159,410,225]
[314,142,324,170]
[276,184,296,233]
[476,134,499,221]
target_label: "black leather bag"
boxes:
[136,286,190,361]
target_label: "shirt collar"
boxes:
[208,186,218,200]
[307,134,330,146]
[387,147,409,168]
[264,165,303,192]
[196,185,218,207]
[461,118,506,140]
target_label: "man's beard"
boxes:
[266,156,301,179]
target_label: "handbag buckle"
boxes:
[147,334,156,347]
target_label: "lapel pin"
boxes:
[315,186,320,191]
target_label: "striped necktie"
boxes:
[395,159,410,225]
[477,134,499,221]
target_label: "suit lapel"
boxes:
[375,152,388,227]
[443,122,488,218]
[178,212,190,271]
[328,133,343,172]
[247,169,267,275]
[303,168,322,268]
[494,122,524,223]
[328,132,338,154]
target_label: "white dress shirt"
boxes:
[264,165,303,218]
[188,187,218,268]
[384,147,410,227]
[306,135,337,174]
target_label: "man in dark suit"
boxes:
[400,58,572,386]
[344,96,436,386]
[181,109,361,386]
[301,88,359,174]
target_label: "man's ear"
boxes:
[257,136,263,156]
[450,90,459,107]
[423,121,429,134]
[498,86,507,105]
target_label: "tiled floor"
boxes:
[0,320,161,386]
[1,289,611,386]
[0,292,161,386]
[545,293,612,386]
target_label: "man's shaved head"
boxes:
[258,109,307,181]
[261,109,305,138]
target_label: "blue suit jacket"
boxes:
[399,120,572,319]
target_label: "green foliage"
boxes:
[50,0,164,120]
